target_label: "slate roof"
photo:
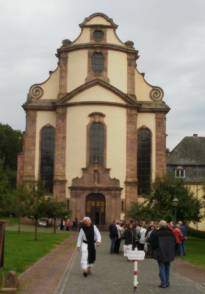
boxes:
[167,135,205,166]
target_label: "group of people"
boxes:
[109,219,188,257]
[76,216,188,289]
[60,218,79,231]
[108,219,188,288]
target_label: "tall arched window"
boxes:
[137,128,151,195]
[92,52,104,73]
[89,122,105,165]
[40,126,55,193]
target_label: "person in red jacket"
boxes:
[173,224,184,256]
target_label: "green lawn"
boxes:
[181,237,205,269]
[3,230,69,274]
[2,217,59,233]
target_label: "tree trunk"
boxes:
[18,217,21,233]
[34,218,38,241]
[53,218,57,234]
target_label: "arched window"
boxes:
[92,52,104,73]
[137,128,151,195]
[89,122,105,165]
[40,126,55,193]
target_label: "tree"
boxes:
[13,184,30,233]
[128,201,156,222]
[23,183,47,240]
[22,183,70,239]
[0,123,23,188]
[128,176,205,223]
[45,200,69,233]
[0,161,15,217]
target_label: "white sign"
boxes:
[127,249,145,261]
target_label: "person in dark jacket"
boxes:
[150,220,175,288]
[123,223,136,250]
[178,221,188,256]
[109,220,118,253]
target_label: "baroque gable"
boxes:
[57,79,137,106]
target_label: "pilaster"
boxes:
[127,53,136,96]
[125,108,138,213]
[155,113,166,177]
[54,107,67,200]
[58,52,68,98]
[23,111,37,182]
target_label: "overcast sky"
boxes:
[0,0,205,149]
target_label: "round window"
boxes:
[93,30,104,42]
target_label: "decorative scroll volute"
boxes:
[29,85,44,100]
[150,87,164,101]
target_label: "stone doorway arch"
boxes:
[86,193,105,225]
[69,164,122,225]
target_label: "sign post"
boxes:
[127,249,145,293]
[0,221,5,269]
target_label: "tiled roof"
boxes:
[167,136,205,165]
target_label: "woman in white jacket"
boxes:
[77,217,101,277]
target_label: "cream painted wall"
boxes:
[106,29,125,46]
[66,105,127,199]
[137,113,156,181]
[86,16,111,26]
[35,112,56,180]
[73,28,90,44]
[187,184,205,231]
[108,51,127,93]
[68,85,126,104]
[67,50,87,92]
[73,27,126,47]
[40,68,60,100]
[135,69,152,101]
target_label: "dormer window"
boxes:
[93,30,104,42]
[175,167,185,178]
[92,52,104,73]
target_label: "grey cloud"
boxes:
[0,0,205,150]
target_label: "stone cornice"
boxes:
[23,100,170,113]
[138,101,170,113]
[22,100,56,111]
[57,43,139,57]
[23,99,170,113]
[69,186,122,191]
[23,82,170,114]
[62,101,133,109]
[79,13,118,29]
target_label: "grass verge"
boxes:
[3,230,69,274]
[181,236,205,269]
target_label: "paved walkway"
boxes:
[58,233,205,294]
[19,232,77,294]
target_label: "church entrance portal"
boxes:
[86,194,105,225]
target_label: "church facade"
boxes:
[17,13,170,225]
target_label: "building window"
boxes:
[92,52,104,73]
[175,167,185,178]
[137,128,151,195]
[93,30,104,42]
[89,122,105,165]
[40,126,55,193]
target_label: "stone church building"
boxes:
[17,13,170,225]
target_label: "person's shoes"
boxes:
[158,285,167,288]
[87,267,92,275]
[83,271,88,277]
